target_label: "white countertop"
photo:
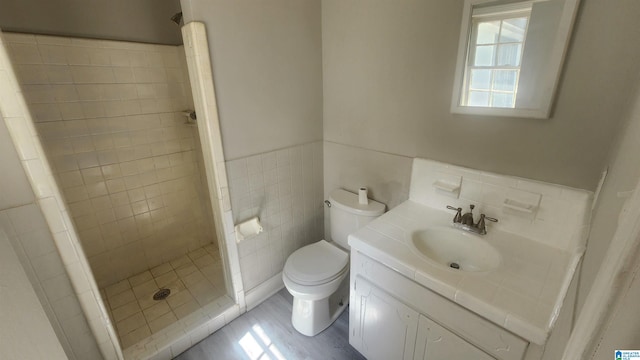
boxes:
[348,200,581,345]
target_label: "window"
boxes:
[450,0,581,118]
[462,5,531,108]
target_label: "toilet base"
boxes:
[290,276,350,336]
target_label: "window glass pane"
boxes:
[468,91,490,106]
[470,69,491,90]
[463,12,530,109]
[493,70,517,91]
[476,21,501,44]
[491,93,514,108]
[499,17,528,43]
[474,45,495,66]
[497,43,522,66]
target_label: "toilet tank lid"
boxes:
[329,189,385,217]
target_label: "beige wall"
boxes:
[180,0,323,160]
[0,0,182,45]
[576,76,640,314]
[322,0,640,191]
[179,0,325,290]
[591,262,640,358]
[323,141,412,210]
[4,33,218,288]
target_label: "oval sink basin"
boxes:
[410,227,501,272]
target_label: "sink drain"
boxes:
[449,262,460,270]
[153,288,171,300]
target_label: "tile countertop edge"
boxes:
[502,251,582,345]
[348,201,583,347]
[547,252,583,331]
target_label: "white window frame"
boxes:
[462,8,531,108]
[450,0,581,119]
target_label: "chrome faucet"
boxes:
[446,205,498,235]
[460,204,476,226]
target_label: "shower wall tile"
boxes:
[0,114,35,207]
[227,142,324,292]
[0,31,118,360]
[1,204,102,360]
[4,32,216,289]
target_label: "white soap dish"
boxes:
[503,199,537,213]
[433,180,461,193]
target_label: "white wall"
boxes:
[0,0,182,45]
[322,0,640,191]
[180,0,323,160]
[0,229,68,360]
[227,142,324,291]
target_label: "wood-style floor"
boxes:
[175,289,366,360]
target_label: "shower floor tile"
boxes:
[101,244,226,348]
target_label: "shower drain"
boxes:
[153,288,171,301]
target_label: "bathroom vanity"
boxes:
[349,251,524,360]
[347,158,590,360]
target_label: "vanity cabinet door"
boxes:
[351,277,418,360]
[414,315,496,360]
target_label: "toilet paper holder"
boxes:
[234,216,263,243]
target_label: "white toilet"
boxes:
[283,189,385,336]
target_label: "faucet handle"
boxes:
[476,214,498,235]
[476,214,498,225]
[446,205,463,223]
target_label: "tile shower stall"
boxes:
[3,33,226,348]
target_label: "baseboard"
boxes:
[245,271,285,311]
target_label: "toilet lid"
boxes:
[284,240,349,286]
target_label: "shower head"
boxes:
[170,12,183,26]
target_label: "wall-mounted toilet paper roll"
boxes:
[234,216,263,243]
[359,187,368,205]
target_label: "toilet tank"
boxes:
[329,189,386,250]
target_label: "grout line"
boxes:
[101,243,225,347]
[224,140,323,162]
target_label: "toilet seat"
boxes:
[284,240,349,286]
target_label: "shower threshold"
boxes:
[101,244,228,349]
